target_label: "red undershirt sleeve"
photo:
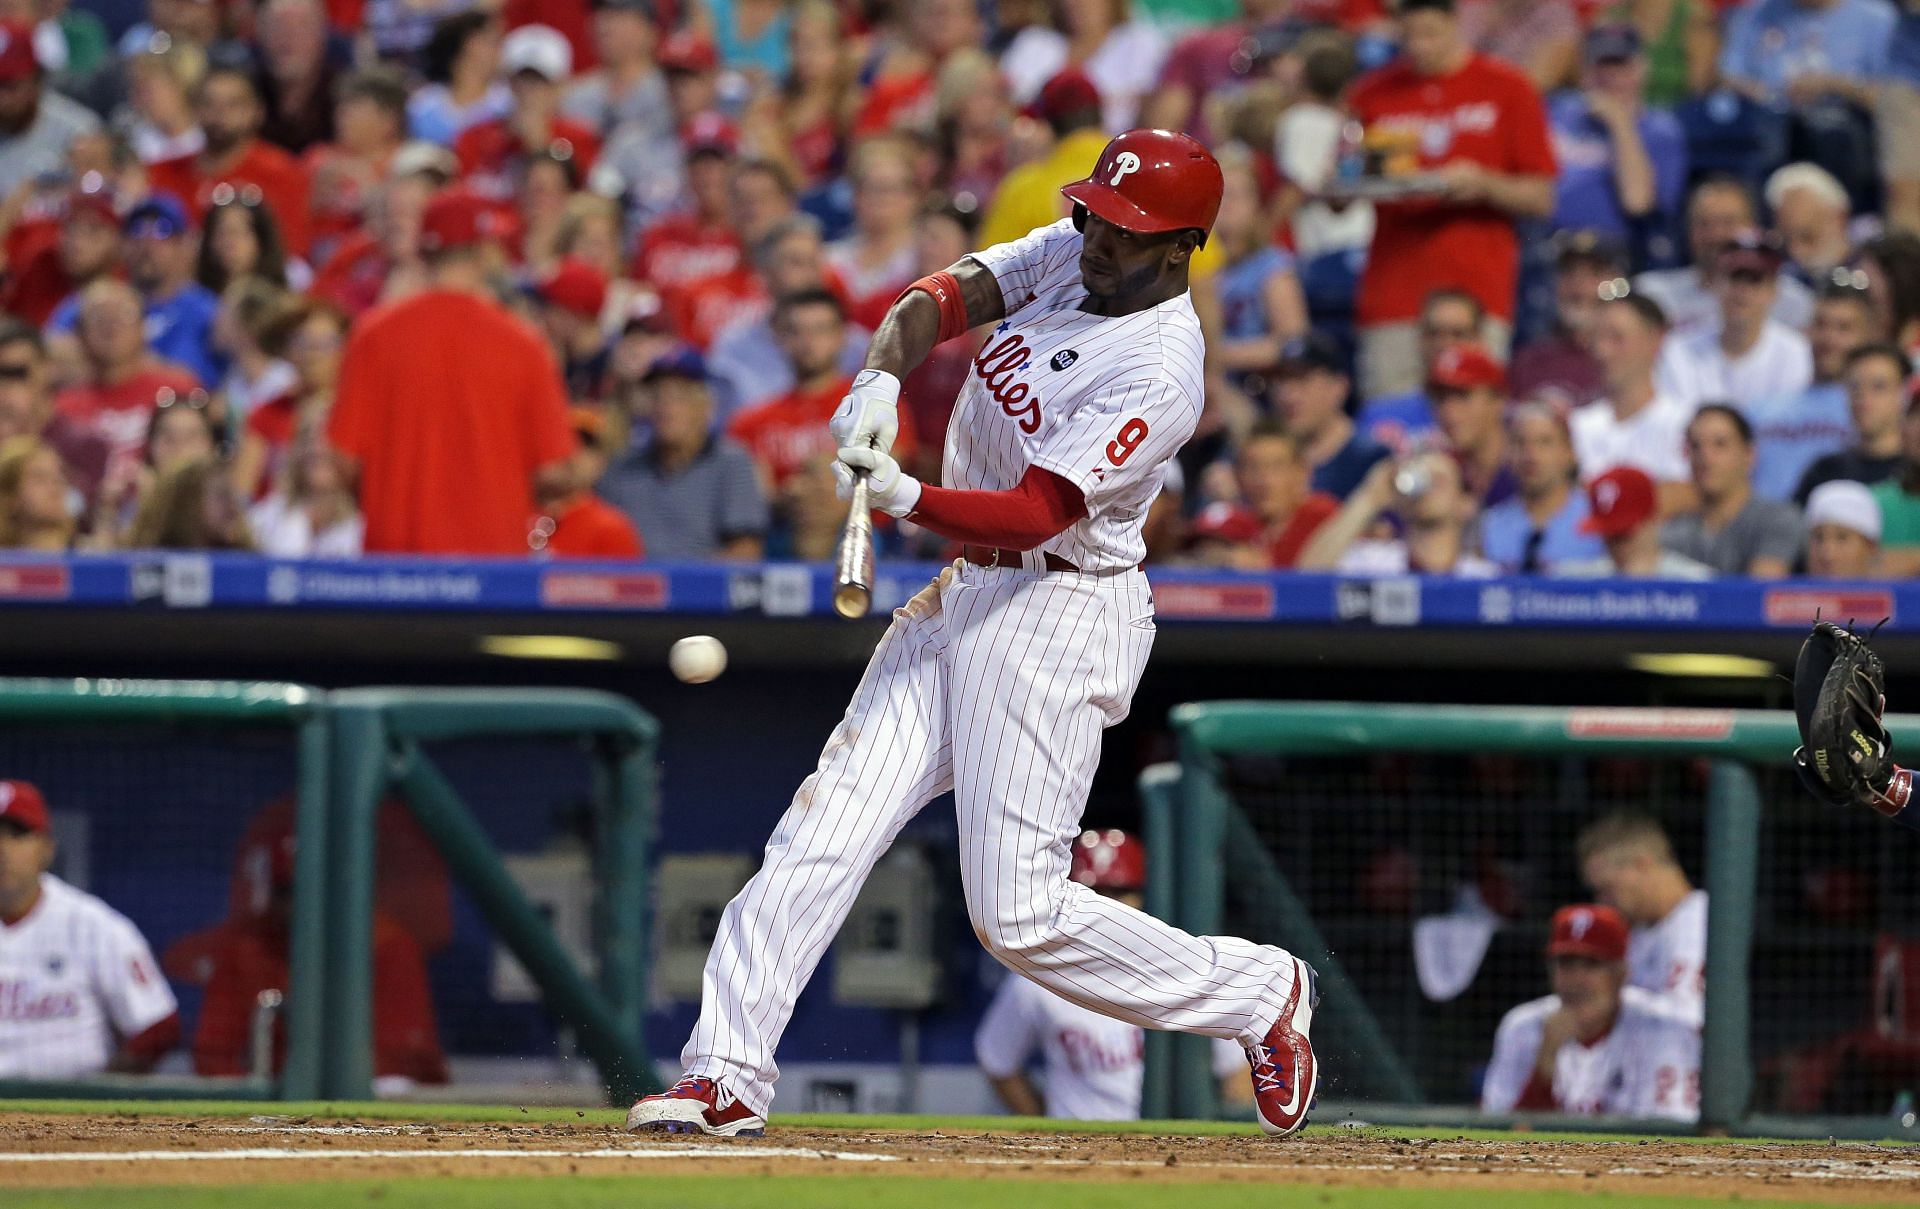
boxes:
[1513,1069,1557,1112]
[117,1012,182,1072]
[907,465,1087,550]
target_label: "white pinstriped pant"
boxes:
[683,561,1303,1114]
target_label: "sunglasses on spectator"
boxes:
[1422,324,1477,340]
[0,360,33,381]
[1725,268,1769,286]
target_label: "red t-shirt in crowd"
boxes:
[455,117,601,192]
[0,217,72,326]
[1267,493,1341,567]
[244,393,299,500]
[148,140,314,256]
[634,214,743,294]
[53,364,203,477]
[541,494,643,558]
[1346,53,1555,325]
[328,289,576,555]
[728,374,917,488]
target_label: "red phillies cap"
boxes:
[681,110,737,157]
[538,258,609,318]
[1427,343,1506,393]
[0,21,39,81]
[1187,502,1263,545]
[419,187,519,254]
[1024,68,1102,122]
[0,780,49,834]
[1070,829,1146,892]
[1579,465,1657,537]
[658,30,718,73]
[1546,903,1629,962]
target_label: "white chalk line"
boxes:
[0,1145,899,1165]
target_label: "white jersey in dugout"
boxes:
[975,973,1247,1121]
[1480,986,1700,1121]
[948,217,1206,571]
[1628,889,1707,1027]
[0,874,176,1079]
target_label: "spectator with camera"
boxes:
[1477,402,1604,573]
[1555,465,1712,579]
[1428,344,1514,506]
[1297,450,1498,576]
[1661,404,1802,577]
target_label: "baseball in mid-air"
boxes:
[669,635,728,684]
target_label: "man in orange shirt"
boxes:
[328,187,575,555]
[148,64,314,256]
[1346,0,1556,401]
[729,288,914,491]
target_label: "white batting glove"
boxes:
[835,445,921,518]
[828,369,902,455]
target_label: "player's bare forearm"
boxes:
[988,1073,1045,1118]
[864,258,1005,379]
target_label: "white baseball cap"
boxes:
[502,24,572,83]
[1806,480,1882,542]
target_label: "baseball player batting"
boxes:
[626,129,1319,1139]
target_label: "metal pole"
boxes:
[323,702,387,1100]
[282,711,330,1100]
[1702,760,1760,1131]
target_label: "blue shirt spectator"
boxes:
[1548,27,1690,253]
[1312,431,1392,501]
[1720,0,1895,107]
[1355,391,1435,455]
[1745,381,1853,502]
[48,195,224,386]
[1479,491,1604,572]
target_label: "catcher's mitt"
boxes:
[1792,621,1912,818]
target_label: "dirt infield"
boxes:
[0,1112,1916,1203]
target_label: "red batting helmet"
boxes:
[1070,829,1147,892]
[1061,129,1224,241]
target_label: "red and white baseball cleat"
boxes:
[625,1075,767,1137]
[1248,958,1319,1137]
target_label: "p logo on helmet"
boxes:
[1061,128,1224,245]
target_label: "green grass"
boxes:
[0,1177,1861,1209]
[0,1099,1827,1145]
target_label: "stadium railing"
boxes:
[1142,701,1920,1140]
[0,678,660,1105]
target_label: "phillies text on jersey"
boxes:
[947,218,1205,571]
[0,874,177,1079]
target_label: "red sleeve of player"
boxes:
[907,465,1087,550]
[372,921,449,1084]
[192,934,272,1077]
[116,1012,181,1072]
[1513,1069,1557,1111]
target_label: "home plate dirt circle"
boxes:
[0,1113,1915,1202]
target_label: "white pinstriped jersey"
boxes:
[953,219,1205,572]
[975,971,1251,1121]
[0,875,176,1079]
[1480,986,1700,1122]
[1628,890,1707,1027]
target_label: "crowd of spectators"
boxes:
[0,0,1915,578]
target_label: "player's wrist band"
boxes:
[903,272,970,344]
